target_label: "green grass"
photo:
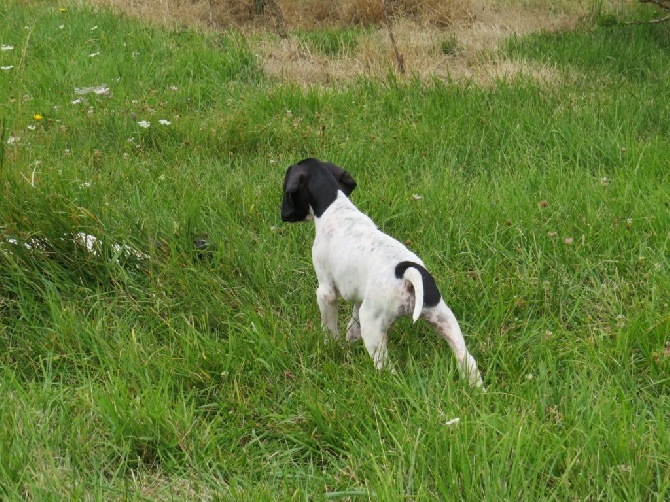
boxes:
[1,0,669,499]
[296,26,365,57]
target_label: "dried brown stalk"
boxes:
[381,0,405,74]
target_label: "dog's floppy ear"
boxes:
[284,164,307,195]
[281,164,311,222]
[336,170,357,196]
[323,161,357,196]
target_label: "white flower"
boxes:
[59,25,65,30]
[7,136,19,144]
[138,120,151,128]
[445,418,460,426]
[158,119,171,126]
[89,52,100,58]
[412,194,423,200]
[1,45,14,51]
[71,98,82,105]
[1,66,13,71]
[91,26,99,31]
[75,85,109,96]
[74,232,99,253]
[27,125,36,131]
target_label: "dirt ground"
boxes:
[84,0,634,84]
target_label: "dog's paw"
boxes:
[471,375,486,392]
[346,329,362,343]
[345,320,362,343]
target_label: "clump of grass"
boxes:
[439,34,460,55]
[296,26,364,56]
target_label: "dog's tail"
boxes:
[395,261,442,322]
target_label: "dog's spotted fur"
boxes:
[281,158,483,387]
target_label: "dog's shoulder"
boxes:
[319,193,375,226]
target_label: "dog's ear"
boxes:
[281,164,311,222]
[336,170,357,196]
[323,162,357,196]
[284,165,306,195]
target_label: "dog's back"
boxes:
[312,191,425,310]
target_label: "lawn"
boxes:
[1,0,668,499]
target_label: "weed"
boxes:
[439,35,459,55]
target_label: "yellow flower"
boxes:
[60,7,67,13]
[33,113,43,121]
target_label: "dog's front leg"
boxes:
[317,283,339,342]
[346,304,362,342]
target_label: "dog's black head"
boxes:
[281,158,357,222]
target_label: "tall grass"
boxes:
[1,0,669,499]
[88,0,471,28]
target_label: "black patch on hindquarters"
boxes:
[395,261,441,307]
[281,158,357,222]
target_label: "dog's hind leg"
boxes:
[424,301,484,388]
[359,303,390,370]
[317,283,340,342]
[346,304,362,342]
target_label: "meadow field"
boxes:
[1,0,669,499]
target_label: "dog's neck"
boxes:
[304,170,343,218]
[314,191,374,233]
[313,191,348,224]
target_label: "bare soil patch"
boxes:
[84,0,632,85]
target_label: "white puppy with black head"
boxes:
[281,158,483,388]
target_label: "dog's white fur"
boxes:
[282,159,483,388]
[314,192,483,387]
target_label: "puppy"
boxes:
[281,158,483,388]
